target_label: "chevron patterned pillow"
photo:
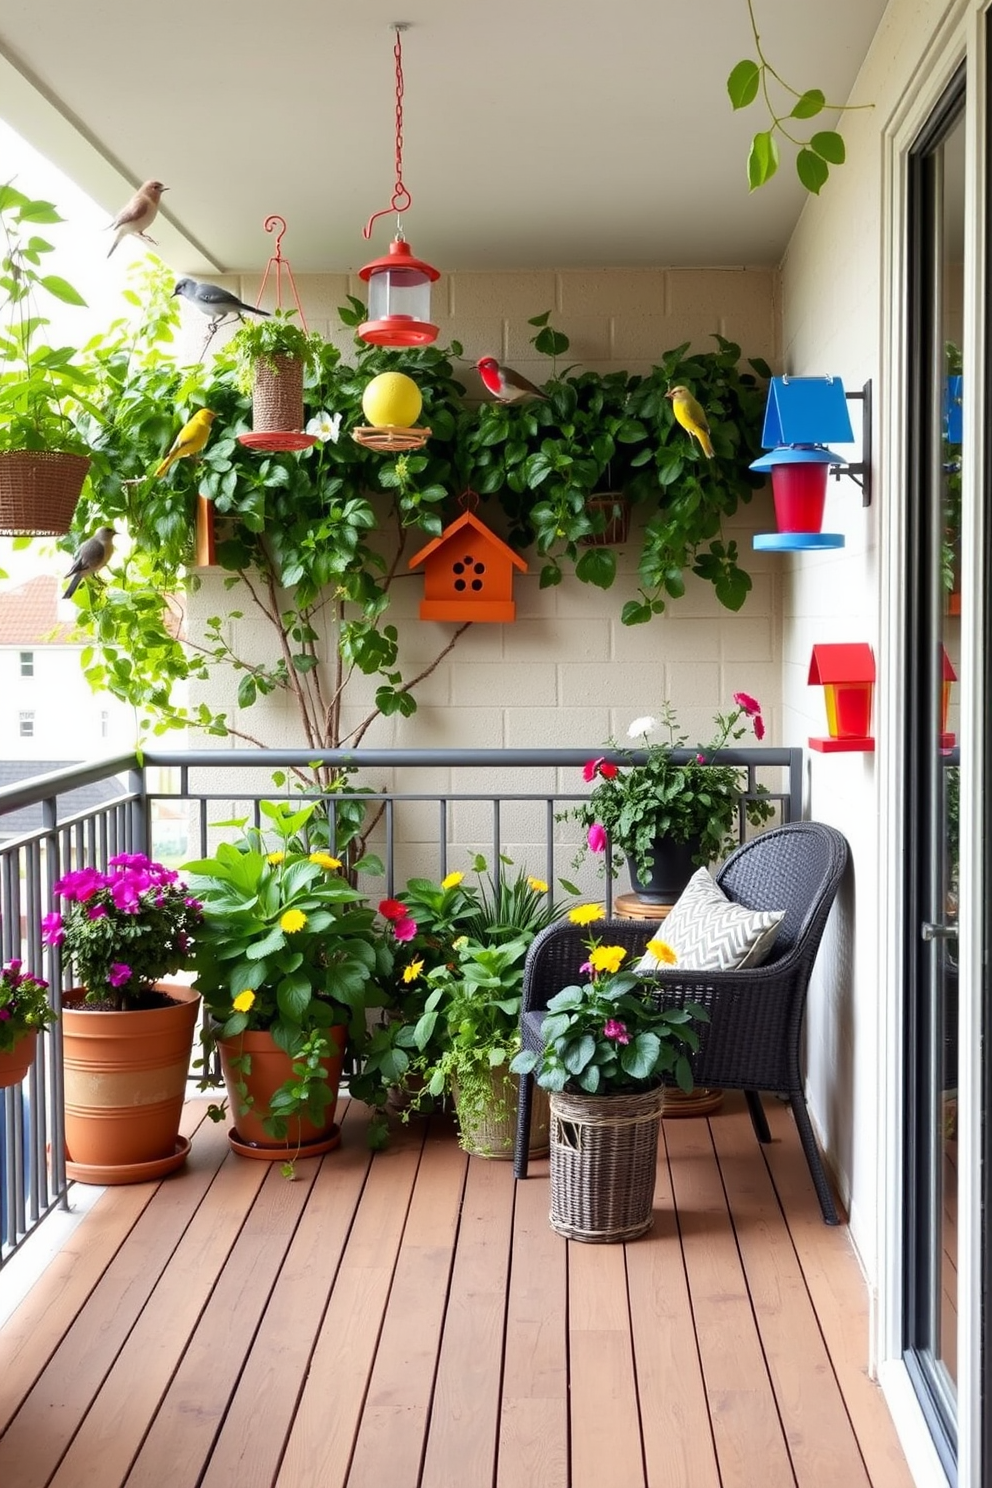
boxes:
[635,867,785,973]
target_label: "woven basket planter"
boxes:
[455,1067,550,1160]
[252,355,304,433]
[0,449,90,536]
[580,492,631,547]
[548,1084,665,1242]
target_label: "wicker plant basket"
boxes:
[548,1084,665,1242]
[580,492,631,547]
[455,1067,550,1160]
[0,449,90,536]
[252,355,304,433]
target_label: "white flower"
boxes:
[627,715,658,740]
[306,410,342,443]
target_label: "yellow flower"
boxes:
[309,851,342,870]
[233,989,256,1013]
[569,903,604,926]
[266,851,285,865]
[403,958,424,984]
[280,908,307,933]
[527,876,549,893]
[452,935,468,950]
[645,938,678,966]
[589,944,627,975]
[441,871,464,889]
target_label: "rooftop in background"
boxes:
[0,759,123,836]
[0,576,77,645]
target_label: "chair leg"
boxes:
[513,1072,533,1179]
[789,1093,840,1225]
[744,1089,771,1142]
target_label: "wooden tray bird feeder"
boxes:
[408,498,527,622]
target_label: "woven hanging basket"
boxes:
[548,1084,665,1242]
[580,492,631,547]
[455,1068,550,1160]
[0,449,90,536]
[251,355,304,433]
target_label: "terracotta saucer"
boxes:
[226,1125,341,1161]
[66,1135,192,1186]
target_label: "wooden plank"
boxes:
[497,1157,568,1488]
[625,1125,721,1488]
[342,1120,468,1488]
[421,1156,515,1488]
[44,1128,270,1488]
[711,1099,873,1488]
[0,1110,231,1486]
[665,1113,796,1488]
[0,1101,211,1432]
[569,1241,645,1488]
[763,1099,917,1488]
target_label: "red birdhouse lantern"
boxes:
[808,643,876,752]
[941,646,957,750]
[408,507,527,622]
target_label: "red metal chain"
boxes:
[364,25,413,239]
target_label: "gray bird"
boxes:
[172,278,271,327]
[63,527,115,599]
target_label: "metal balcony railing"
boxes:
[0,745,802,1266]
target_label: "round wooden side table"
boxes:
[612,893,725,1118]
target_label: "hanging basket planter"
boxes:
[237,356,317,453]
[548,1084,665,1242]
[0,449,90,536]
[580,492,631,547]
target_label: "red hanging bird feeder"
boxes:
[358,25,439,349]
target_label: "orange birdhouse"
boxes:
[941,646,957,749]
[408,509,527,622]
[808,643,876,752]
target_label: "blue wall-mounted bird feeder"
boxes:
[751,376,872,552]
[944,375,963,444]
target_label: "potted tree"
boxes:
[42,854,203,1182]
[0,958,57,1088]
[186,799,393,1174]
[0,183,96,535]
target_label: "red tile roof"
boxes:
[0,576,79,645]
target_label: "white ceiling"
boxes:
[0,0,888,277]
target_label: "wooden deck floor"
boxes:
[0,1092,915,1488]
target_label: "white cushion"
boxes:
[635,867,785,973]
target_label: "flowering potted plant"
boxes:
[43,853,203,1181]
[566,693,775,901]
[0,959,57,1088]
[185,799,393,1171]
[510,906,708,1241]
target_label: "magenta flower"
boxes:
[733,691,761,717]
[603,1018,630,1045]
[753,713,766,741]
[582,757,604,783]
[579,960,593,975]
[393,917,418,942]
[87,903,107,921]
[0,1008,9,1021]
[41,911,64,946]
[696,753,706,764]
[107,963,132,988]
[54,866,104,903]
[587,823,607,854]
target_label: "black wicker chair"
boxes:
[513,821,850,1224]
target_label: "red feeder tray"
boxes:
[237,431,318,452]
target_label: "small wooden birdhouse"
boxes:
[941,645,957,749]
[808,643,876,752]
[408,509,527,622]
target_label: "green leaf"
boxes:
[39,274,87,307]
[727,59,761,110]
[747,131,779,190]
[791,89,825,119]
[811,130,845,165]
[575,548,617,590]
[797,149,829,195]
[621,600,653,626]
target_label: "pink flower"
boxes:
[582,757,604,783]
[0,1008,9,1021]
[87,904,107,921]
[41,912,64,946]
[696,753,706,764]
[108,963,132,987]
[587,823,607,854]
[603,1018,630,1045]
[578,960,593,975]
[733,691,761,717]
[393,917,417,942]
[753,713,766,741]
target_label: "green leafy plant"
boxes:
[0,959,57,1054]
[227,308,326,393]
[564,693,775,880]
[727,0,873,194]
[510,913,707,1095]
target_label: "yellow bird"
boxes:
[155,408,217,477]
[665,385,715,459]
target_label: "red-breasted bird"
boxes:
[155,409,216,478]
[476,356,548,403]
[172,278,271,326]
[106,180,167,258]
[665,385,715,458]
[63,526,115,599]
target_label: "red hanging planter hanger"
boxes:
[358,24,439,349]
[238,215,317,453]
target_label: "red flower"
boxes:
[599,761,619,779]
[379,899,408,921]
[733,691,761,717]
[583,757,619,783]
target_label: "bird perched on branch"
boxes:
[476,356,549,403]
[63,526,115,599]
[155,409,217,478]
[172,278,271,327]
[665,385,715,459]
[106,180,167,258]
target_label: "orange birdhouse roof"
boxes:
[408,510,528,573]
[808,643,875,685]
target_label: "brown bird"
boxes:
[476,356,549,403]
[106,180,168,258]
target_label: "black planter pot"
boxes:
[626,837,700,904]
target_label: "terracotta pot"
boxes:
[0,1029,38,1089]
[61,983,200,1182]
[217,1026,345,1159]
